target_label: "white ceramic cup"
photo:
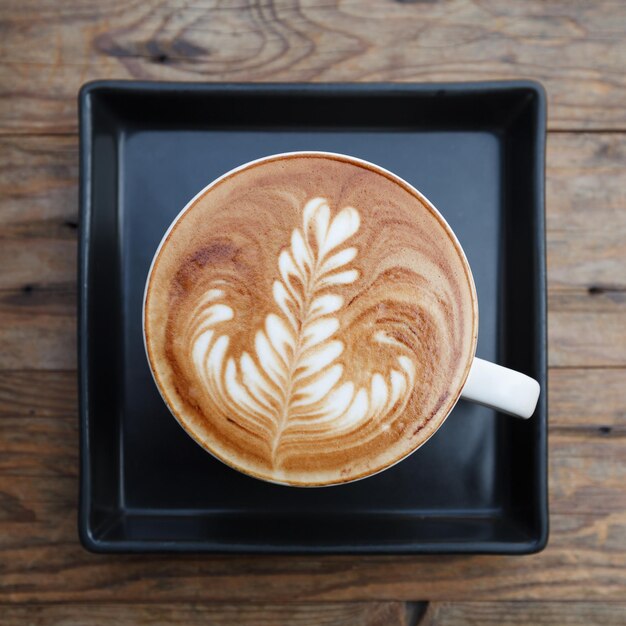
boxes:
[144,151,541,483]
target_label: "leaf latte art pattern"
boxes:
[146,155,479,485]
[187,198,416,467]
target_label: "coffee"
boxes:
[144,153,477,485]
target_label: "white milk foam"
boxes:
[187,197,416,466]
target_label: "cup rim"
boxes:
[143,151,479,487]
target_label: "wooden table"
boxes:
[1,1,625,624]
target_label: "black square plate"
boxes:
[79,82,547,553]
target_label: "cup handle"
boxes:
[460,357,540,419]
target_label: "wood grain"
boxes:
[423,602,626,626]
[1,602,624,625]
[549,290,626,367]
[0,371,76,419]
[0,135,78,238]
[1,431,623,525]
[0,135,77,292]
[546,132,626,367]
[0,602,419,626]
[550,433,626,516]
[0,135,77,368]
[0,287,76,370]
[546,134,626,298]
[4,366,621,428]
[1,133,625,369]
[549,368,626,430]
[1,0,626,133]
[0,242,75,292]
[547,134,626,241]
[0,513,624,602]
[0,2,625,615]
[0,369,624,601]
[1,411,623,507]
[0,417,77,477]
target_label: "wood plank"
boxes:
[0,378,622,597]
[0,136,76,369]
[0,417,626,508]
[0,366,623,461]
[6,279,626,370]
[545,133,626,367]
[549,231,626,292]
[1,423,621,518]
[2,602,626,626]
[0,0,626,133]
[3,112,620,249]
[0,602,417,625]
[0,475,73,526]
[8,601,625,626]
[0,242,75,291]
[549,368,626,430]
[1,365,620,426]
[549,433,626,516]
[0,135,78,238]
[547,133,626,236]
[0,1,624,612]
[547,133,626,291]
[0,413,623,509]
[0,371,624,600]
[423,602,626,626]
[4,123,622,246]
[0,418,77,477]
[0,287,76,370]
[0,368,623,526]
[0,136,77,368]
[1,366,620,427]
[0,512,623,602]
[549,290,626,367]
[0,371,76,419]
[1,132,625,369]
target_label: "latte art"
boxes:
[144,154,478,485]
[187,198,416,467]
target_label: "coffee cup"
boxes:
[143,152,540,486]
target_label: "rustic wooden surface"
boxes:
[0,0,625,624]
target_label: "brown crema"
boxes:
[144,154,478,486]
